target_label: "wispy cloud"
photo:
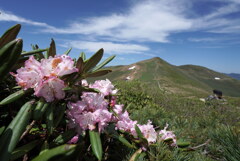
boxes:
[192,1,240,33]
[60,41,150,55]
[1,0,240,53]
[41,0,240,42]
[42,0,192,43]
[188,37,219,42]
[0,9,51,27]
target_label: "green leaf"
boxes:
[40,140,49,155]
[21,48,48,56]
[32,144,76,161]
[63,47,72,55]
[0,89,31,106]
[36,102,49,120]
[0,100,34,161]
[51,129,76,146]
[0,39,23,81]
[0,24,21,48]
[80,52,86,61]
[76,57,84,73]
[92,55,116,72]
[83,48,104,72]
[135,125,144,139]
[177,139,190,148]
[48,38,56,57]
[85,69,112,78]
[0,39,18,61]
[11,140,39,160]
[89,130,103,161]
[46,103,54,135]
[78,86,100,93]
[0,126,5,136]
[129,148,142,161]
[53,104,66,128]
[117,135,136,149]
[33,99,45,120]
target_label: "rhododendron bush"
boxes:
[0,24,184,161]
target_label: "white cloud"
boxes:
[192,2,240,33]
[41,0,240,42]
[1,0,240,47]
[61,41,150,55]
[42,0,192,43]
[189,37,220,42]
[0,9,51,27]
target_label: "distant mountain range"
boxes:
[225,73,240,80]
[93,57,240,97]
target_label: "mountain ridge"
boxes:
[94,57,240,97]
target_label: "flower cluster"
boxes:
[114,104,157,143]
[66,79,176,146]
[67,79,114,134]
[159,124,177,146]
[11,55,78,102]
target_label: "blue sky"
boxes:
[0,0,240,73]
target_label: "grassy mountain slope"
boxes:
[91,57,240,97]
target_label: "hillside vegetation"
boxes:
[93,57,240,97]
[115,80,240,160]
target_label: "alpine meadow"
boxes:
[0,0,240,160]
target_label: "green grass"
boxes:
[115,80,240,161]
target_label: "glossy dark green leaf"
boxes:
[40,140,49,155]
[0,126,5,136]
[48,38,56,57]
[83,48,103,72]
[32,144,76,161]
[51,129,76,146]
[21,48,48,56]
[46,103,54,135]
[53,104,66,128]
[89,130,103,160]
[0,39,23,81]
[118,135,135,149]
[135,125,144,139]
[0,39,18,61]
[0,89,31,106]
[76,57,84,73]
[63,47,72,55]
[0,100,34,161]
[78,86,100,93]
[11,140,39,160]
[33,99,46,120]
[176,140,190,148]
[85,69,112,78]
[92,55,115,72]
[80,52,86,61]
[0,24,21,48]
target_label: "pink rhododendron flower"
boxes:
[78,112,97,131]
[114,105,138,136]
[12,55,78,102]
[68,135,79,144]
[40,55,78,77]
[81,92,108,111]
[159,124,177,146]
[34,77,66,102]
[138,120,157,143]
[11,56,42,90]
[67,92,112,133]
[81,79,88,86]
[94,109,112,132]
[90,79,118,96]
